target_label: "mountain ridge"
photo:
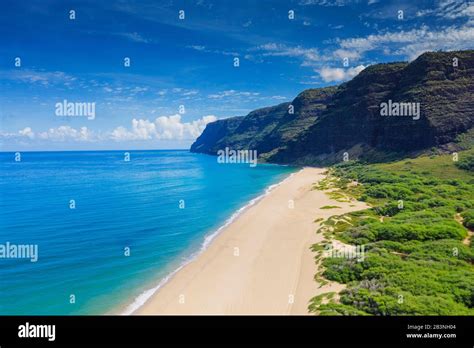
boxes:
[191,50,474,165]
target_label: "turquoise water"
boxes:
[0,150,296,314]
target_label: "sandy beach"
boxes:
[135,167,368,315]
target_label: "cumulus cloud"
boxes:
[317,65,366,82]
[3,115,217,144]
[19,127,35,139]
[110,114,217,141]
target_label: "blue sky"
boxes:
[1,0,473,151]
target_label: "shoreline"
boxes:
[130,167,368,315]
[120,169,299,315]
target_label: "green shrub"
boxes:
[311,152,474,315]
[456,154,474,172]
[461,210,474,229]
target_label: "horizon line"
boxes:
[0,148,192,153]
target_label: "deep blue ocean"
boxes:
[0,150,296,314]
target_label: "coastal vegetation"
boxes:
[310,149,474,315]
[320,205,341,209]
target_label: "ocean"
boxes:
[0,150,296,314]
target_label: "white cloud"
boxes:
[317,65,366,82]
[182,89,199,96]
[0,128,34,144]
[186,45,238,56]
[118,32,150,43]
[299,0,358,5]
[2,126,93,142]
[442,1,474,19]
[271,95,288,100]
[188,45,206,51]
[333,48,362,60]
[129,86,148,94]
[208,90,260,99]
[338,24,474,60]
[1,70,77,86]
[38,126,95,142]
[19,127,35,139]
[157,89,167,96]
[255,43,321,66]
[4,114,217,144]
[110,114,217,141]
[417,1,474,19]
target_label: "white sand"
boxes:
[135,167,368,315]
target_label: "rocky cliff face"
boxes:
[190,87,337,157]
[190,116,243,154]
[191,50,474,165]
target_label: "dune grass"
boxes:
[320,205,341,210]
